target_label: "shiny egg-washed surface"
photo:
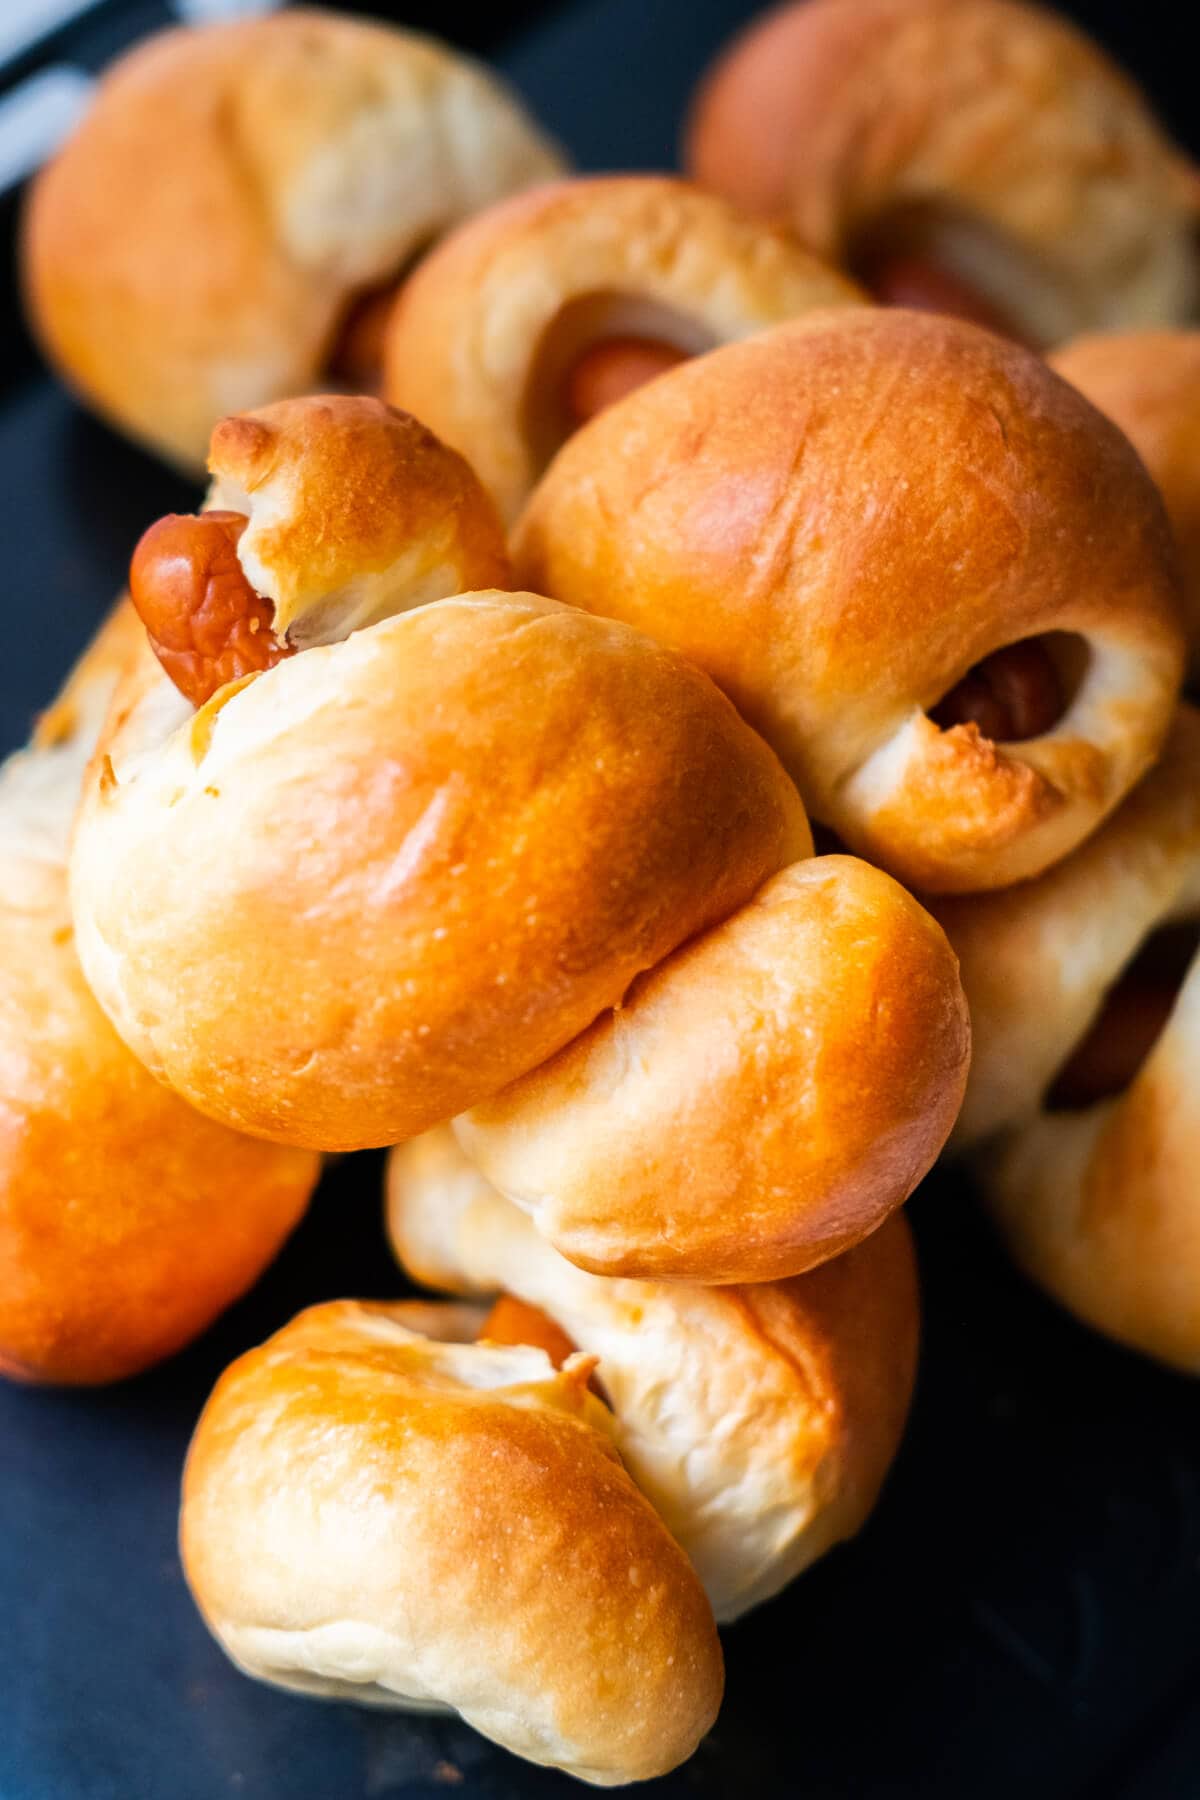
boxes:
[3,2,1200,1798]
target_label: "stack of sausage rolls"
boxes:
[8,0,1200,1784]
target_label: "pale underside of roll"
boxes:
[935,707,1200,1370]
[386,1124,920,1623]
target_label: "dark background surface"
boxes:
[3,3,1200,1797]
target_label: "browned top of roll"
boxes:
[70,593,809,1150]
[515,309,1184,893]
[204,394,511,643]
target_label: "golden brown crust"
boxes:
[934,707,1200,1370]
[383,174,863,522]
[70,592,808,1151]
[685,0,1200,345]
[457,855,969,1281]
[387,1126,919,1621]
[1051,331,1200,677]
[181,1300,723,1782]
[205,395,511,642]
[515,309,1185,893]
[22,11,564,469]
[0,605,318,1385]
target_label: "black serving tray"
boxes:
[3,4,1200,1797]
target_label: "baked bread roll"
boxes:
[70,399,807,1153]
[686,0,1200,347]
[73,395,967,1278]
[933,707,1200,1370]
[1051,331,1200,678]
[456,855,969,1281]
[387,1126,919,1621]
[0,604,319,1385]
[22,10,564,470]
[935,707,1200,1147]
[180,1299,724,1783]
[515,309,1185,893]
[383,175,862,522]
